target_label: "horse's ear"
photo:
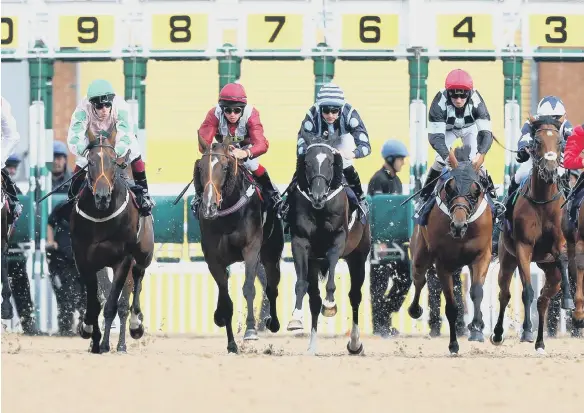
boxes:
[87,127,97,143]
[198,129,210,153]
[223,135,233,151]
[558,115,566,124]
[109,125,117,145]
[528,113,537,123]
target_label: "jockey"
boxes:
[295,83,371,215]
[507,95,574,197]
[420,69,499,207]
[65,79,154,216]
[563,123,584,173]
[1,96,23,222]
[192,82,282,215]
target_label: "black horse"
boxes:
[287,130,371,355]
[70,133,154,353]
[195,133,284,354]
[1,175,15,320]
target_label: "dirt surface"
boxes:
[2,332,583,413]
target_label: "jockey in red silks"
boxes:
[562,124,584,222]
[191,82,282,216]
[563,124,584,170]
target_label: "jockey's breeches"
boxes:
[431,124,479,171]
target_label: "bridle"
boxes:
[199,150,238,208]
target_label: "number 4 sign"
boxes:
[436,14,494,49]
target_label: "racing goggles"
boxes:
[223,107,243,115]
[90,94,115,109]
[321,106,340,115]
[448,89,470,99]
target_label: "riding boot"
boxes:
[254,170,283,213]
[343,166,368,217]
[1,169,22,223]
[419,168,442,203]
[130,158,154,216]
[191,160,204,219]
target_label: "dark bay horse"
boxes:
[287,131,371,355]
[1,177,14,320]
[560,183,584,331]
[195,133,283,354]
[409,146,493,354]
[71,132,154,353]
[491,115,572,353]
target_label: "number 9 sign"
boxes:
[341,15,399,49]
[58,15,115,50]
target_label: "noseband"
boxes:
[84,141,121,195]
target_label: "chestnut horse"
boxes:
[491,115,573,353]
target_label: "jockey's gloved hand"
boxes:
[516,148,530,163]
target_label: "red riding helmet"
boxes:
[445,69,473,91]
[219,83,247,106]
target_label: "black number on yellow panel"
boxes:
[265,16,285,43]
[1,17,14,45]
[545,16,567,43]
[170,15,192,43]
[77,17,99,43]
[453,16,476,43]
[359,16,381,43]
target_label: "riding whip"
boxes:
[173,179,194,205]
[400,169,450,206]
[36,164,88,204]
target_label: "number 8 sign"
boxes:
[151,14,209,50]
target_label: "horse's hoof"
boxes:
[244,328,259,341]
[535,341,545,354]
[448,341,459,355]
[468,330,485,342]
[214,310,226,328]
[1,302,14,320]
[347,341,364,356]
[408,304,423,320]
[265,316,280,333]
[429,326,441,337]
[129,325,144,340]
[287,319,303,331]
[227,341,238,354]
[116,345,127,354]
[572,318,584,329]
[561,297,575,311]
[99,342,111,353]
[520,330,535,343]
[490,333,505,346]
[90,341,101,354]
[321,304,337,317]
[78,323,92,340]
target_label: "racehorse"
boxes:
[70,130,154,353]
[1,175,14,320]
[409,146,493,354]
[287,130,371,355]
[560,182,584,332]
[491,115,572,352]
[195,133,283,354]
